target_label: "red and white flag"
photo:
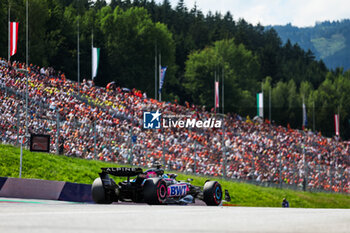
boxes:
[10,22,18,57]
[334,114,339,136]
[215,81,219,108]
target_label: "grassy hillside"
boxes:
[0,144,349,208]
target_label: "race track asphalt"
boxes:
[0,198,349,233]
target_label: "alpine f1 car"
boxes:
[91,166,230,206]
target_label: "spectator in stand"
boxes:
[0,58,348,193]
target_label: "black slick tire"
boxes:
[143,178,167,205]
[91,177,113,204]
[203,181,222,206]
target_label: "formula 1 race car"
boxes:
[91,166,230,206]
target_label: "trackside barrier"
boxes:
[0,177,7,191]
[58,182,93,202]
[0,177,93,202]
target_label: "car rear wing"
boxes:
[100,167,143,177]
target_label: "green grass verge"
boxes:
[0,144,349,208]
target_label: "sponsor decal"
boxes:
[103,167,142,174]
[168,184,188,197]
[105,167,135,172]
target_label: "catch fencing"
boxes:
[0,84,349,194]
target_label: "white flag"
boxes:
[92,47,100,79]
[257,92,263,118]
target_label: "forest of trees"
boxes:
[0,0,349,138]
[271,20,350,70]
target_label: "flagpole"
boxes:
[261,82,264,119]
[221,66,226,178]
[8,3,10,62]
[155,42,157,100]
[25,0,29,145]
[159,51,161,102]
[222,114,226,178]
[302,95,304,128]
[222,67,224,114]
[214,71,216,113]
[313,101,315,132]
[269,86,271,123]
[91,29,93,80]
[302,95,305,129]
[77,4,80,88]
[338,106,340,137]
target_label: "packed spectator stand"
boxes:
[0,59,349,193]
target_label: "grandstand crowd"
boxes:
[0,58,349,193]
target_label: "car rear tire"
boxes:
[91,177,113,204]
[143,178,167,205]
[203,181,222,206]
